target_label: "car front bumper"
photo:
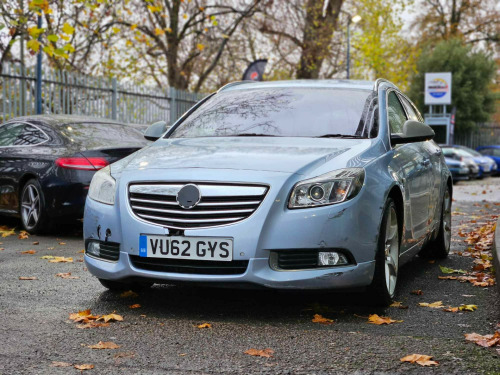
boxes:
[83,168,383,290]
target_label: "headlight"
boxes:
[88,166,116,205]
[288,168,365,209]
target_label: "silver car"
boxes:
[83,79,452,305]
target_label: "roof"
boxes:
[218,79,398,93]
[3,114,131,127]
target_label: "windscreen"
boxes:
[168,87,375,138]
[57,122,146,148]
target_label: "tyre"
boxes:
[20,179,51,234]
[98,278,153,291]
[419,185,452,259]
[367,198,400,306]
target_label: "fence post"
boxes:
[111,77,117,120]
[35,15,43,115]
[170,87,177,125]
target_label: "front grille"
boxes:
[128,183,268,229]
[129,255,249,275]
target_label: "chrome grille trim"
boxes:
[128,182,268,229]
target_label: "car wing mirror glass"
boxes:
[390,120,435,146]
[144,121,169,141]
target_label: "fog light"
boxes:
[87,241,100,257]
[318,251,349,266]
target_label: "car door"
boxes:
[387,91,432,242]
[0,121,49,213]
[399,95,442,227]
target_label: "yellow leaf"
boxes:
[196,43,205,51]
[367,314,402,325]
[28,26,44,38]
[62,22,74,35]
[459,304,477,312]
[97,313,123,323]
[112,27,120,34]
[126,40,133,47]
[400,354,438,366]
[40,255,54,259]
[63,43,75,53]
[60,34,70,41]
[244,348,274,358]
[155,28,165,35]
[183,14,188,19]
[312,314,334,325]
[147,5,161,12]
[27,39,41,52]
[48,256,73,263]
[88,341,120,349]
[130,24,137,31]
[197,323,211,329]
[166,27,172,33]
[47,34,58,42]
[19,276,37,280]
[418,301,443,308]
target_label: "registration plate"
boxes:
[139,235,233,261]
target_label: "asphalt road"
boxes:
[0,178,499,374]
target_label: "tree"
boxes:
[259,0,345,79]
[413,0,499,48]
[408,39,496,133]
[350,0,418,91]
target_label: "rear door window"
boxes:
[14,125,49,146]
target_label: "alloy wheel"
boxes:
[384,206,399,296]
[21,184,41,230]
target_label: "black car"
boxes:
[0,115,149,233]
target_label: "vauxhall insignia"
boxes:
[176,184,201,209]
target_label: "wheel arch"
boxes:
[387,184,404,243]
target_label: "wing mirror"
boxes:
[390,120,435,146]
[144,121,170,141]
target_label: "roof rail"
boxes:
[374,78,399,91]
[217,80,255,93]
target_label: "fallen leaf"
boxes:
[368,314,402,325]
[129,304,141,309]
[59,242,66,245]
[465,332,500,347]
[120,290,138,298]
[411,290,423,295]
[88,341,120,349]
[389,301,409,309]
[74,364,94,370]
[18,231,29,239]
[76,321,109,329]
[428,260,435,264]
[48,256,73,263]
[40,255,54,259]
[312,314,334,325]
[197,323,211,329]
[0,227,16,237]
[244,348,274,358]
[419,301,444,308]
[56,272,79,279]
[439,265,467,274]
[32,241,39,245]
[98,313,124,323]
[438,276,458,280]
[19,276,37,280]
[443,307,459,313]
[114,352,135,359]
[459,304,477,312]
[21,250,36,254]
[400,354,438,366]
[50,361,72,367]
[69,309,100,323]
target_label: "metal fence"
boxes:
[0,62,204,125]
[454,125,500,149]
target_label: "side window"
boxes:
[0,123,25,146]
[387,91,407,134]
[399,96,419,121]
[14,125,49,146]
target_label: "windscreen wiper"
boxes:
[317,134,365,139]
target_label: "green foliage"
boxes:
[408,39,496,133]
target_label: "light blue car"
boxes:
[83,79,452,305]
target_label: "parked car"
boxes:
[441,145,495,178]
[444,157,470,182]
[476,145,500,176]
[441,146,479,179]
[84,79,452,306]
[0,115,149,233]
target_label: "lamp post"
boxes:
[343,12,361,79]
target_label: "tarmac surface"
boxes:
[0,178,499,374]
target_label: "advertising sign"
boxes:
[425,72,452,105]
